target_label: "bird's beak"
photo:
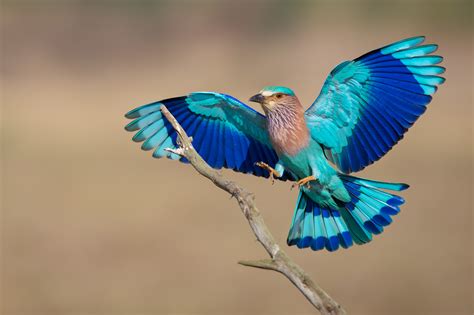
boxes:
[249,93,264,104]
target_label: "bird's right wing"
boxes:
[125,92,294,180]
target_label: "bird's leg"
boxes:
[291,175,317,190]
[255,162,281,185]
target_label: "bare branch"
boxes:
[160,105,347,315]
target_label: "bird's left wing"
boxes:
[125,92,293,180]
[305,36,445,174]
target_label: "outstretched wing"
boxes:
[125,92,294,180]
[305,36,445,173]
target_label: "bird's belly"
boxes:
[277,140,326,180]
[278,141,350,207]
[279,150,313,180]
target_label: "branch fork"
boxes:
[160,105,346,315]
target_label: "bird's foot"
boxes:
[255,162,281,185]
[291,176,317,190]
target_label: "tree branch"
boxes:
[160,105,346,315]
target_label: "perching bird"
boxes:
[125,36,445,252]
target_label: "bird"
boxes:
[124,36,445,252]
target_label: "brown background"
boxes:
[2,1,472,314]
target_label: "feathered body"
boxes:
[125,36,445,252]
[261,89,349,209]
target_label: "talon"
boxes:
[255,161,280,184]
[291,176,317,190]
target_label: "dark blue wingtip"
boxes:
[399,183,410,191]
[124,108,139,119]
[124,120,138,132]
[387,196,405,207]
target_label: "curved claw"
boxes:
[255,161,280,184]
[291,175,317,190]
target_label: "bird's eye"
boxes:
[276,93,283,99]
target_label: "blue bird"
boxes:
[125,36,445,252]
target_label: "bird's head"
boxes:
[249,86,297,113]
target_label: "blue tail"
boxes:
[287,175,409,252]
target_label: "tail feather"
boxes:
[340,174,409,191]
[345,184,393,228]
[309,200,327,250]
[287,176,407,251]
[322,208,343,251]
[332,210,354,249]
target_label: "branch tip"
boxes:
[238,259,279,270]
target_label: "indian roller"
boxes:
[125,36,445,252]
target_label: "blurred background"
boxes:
[2,1,472,314]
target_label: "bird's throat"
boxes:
[266,103,309,156]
